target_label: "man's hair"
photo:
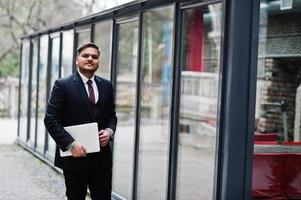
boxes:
[77,42,100,55]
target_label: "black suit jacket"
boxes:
[44,71,117,171]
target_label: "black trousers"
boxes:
[63,160,112,200]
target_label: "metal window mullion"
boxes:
[110,18,118,160]
[166,3,182,200]
[213,1,228,199]
[17,42,23,138]
[91,23,95,42]
[58,32,63,78]
[132,9,144,200]
[72,29,78,73]
[44,35,52,155]
[34,38,41,149]
[243,0,260,199]
[110,18,118,86]
[217,0,260,199]
[26,40,34,142]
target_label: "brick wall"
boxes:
[256,11,301,140]
[258,58,301,139]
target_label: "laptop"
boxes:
[60,122,100,157]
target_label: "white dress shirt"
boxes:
[77,70,99,103]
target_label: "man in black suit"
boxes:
[44,42,117,200]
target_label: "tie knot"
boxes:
[87,80,92,85]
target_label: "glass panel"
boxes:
[252,1,301,199]
[77,29,91,47]
[177,4,222,199]
[47,36,60,158]
[28,40,38,147]
[61,30,74,77]
[36,35,48,153]
[94,20,112,80]
[19,41,30,142]
[137,6,174,200]
[112,19,139,199]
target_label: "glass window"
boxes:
[28,39,38,147]
[77,29,91,47]
[252,1,301,199]
[36,35,48,153]
[94,20,112,80]
[47,36,60,158]
[176,4,222,199]
[61,30,74,77]
[19,40,30,142]
[137,6,174,199]
[112,19,139,199]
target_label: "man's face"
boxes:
[76,47,100,74]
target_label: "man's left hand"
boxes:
[99,129,111,147]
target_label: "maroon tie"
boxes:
[87,80,95,104]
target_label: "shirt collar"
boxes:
[77,69,95,84]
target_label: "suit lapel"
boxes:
[73,72,93,118]
[95,76,103,105]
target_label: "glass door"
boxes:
[112,17,139,199]
[19,41,30,142]
[136,5,174,200]
[36,35,48,153]
[176,3,222,199]
[47,35,60,158]
[28,39,39,148]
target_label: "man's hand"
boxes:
[70,143,87,157]
[99,129,111,147]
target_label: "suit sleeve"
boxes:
[106,83,117,133]
[44,80,74,151]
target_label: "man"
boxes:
[44,42,117,200]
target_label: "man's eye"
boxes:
[82,54,98,59]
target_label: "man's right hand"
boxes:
[70,143,87,157]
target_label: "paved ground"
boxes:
[0,118,91,199]
[0,144,66,199]
[0,118,216,199]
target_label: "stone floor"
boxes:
[0,144,66,200]
[0,118,92,199]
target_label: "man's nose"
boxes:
[87,55,93,60]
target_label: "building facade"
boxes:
[17,0,301,199]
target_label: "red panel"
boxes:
[281,141,301,145]
[284,154,301,199]
[254,141,278,145]
[254,133,278,141]
[187,9,205,72]
[252,153,288,199]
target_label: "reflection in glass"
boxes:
[36,35,48,153]
[252,2,301,199]
[29,40,38,147]
[177,4,222,199]
[62,30,74,77]
[77,29,91,47]
[19,41,30,142]
[94,20,112,80]
[255,0,301,139]
[47,36,60,158]
[112,19,139,199]
[137,6,174,200]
